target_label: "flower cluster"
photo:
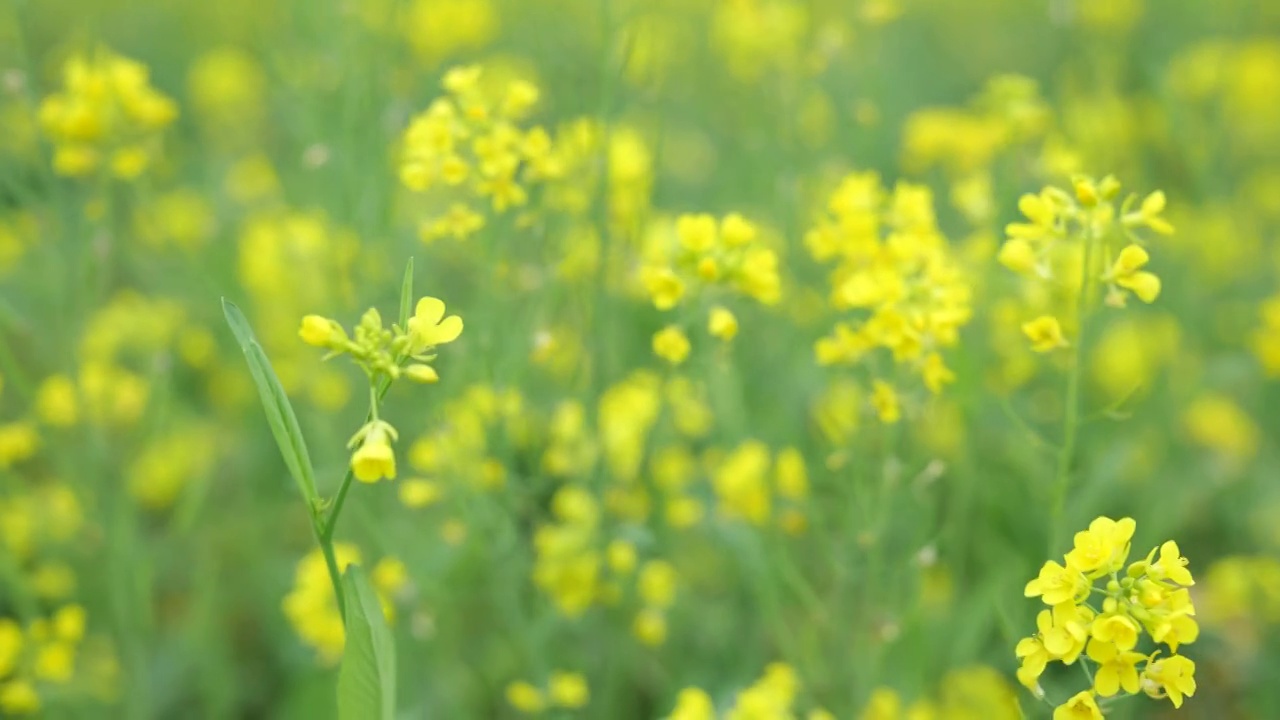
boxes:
[1252,293,1280,377]
[0,606,92,716]
[126,422,218,510]
[403,384,530,499]
[37,47,178,179]
[239,210,357,409]
[998,176,1174,353]
[808,172,972,415]
[1016,516,1198,717]
[904,75,1086,239]
[529,486,607,617]
[299,296,463,483]
[710,441,809,534]
[530,483,682,647]
[505,670,590,714]
[399,65,558,242]
[666,662,833,720]
[860,666,1021,720]
[281,545,407,664]
[641,213,782,364]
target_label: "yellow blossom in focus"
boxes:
[1052,691,1102,720]
[350,421,399,483]
[1066,516,1136,576]
[1140,654,1196,708]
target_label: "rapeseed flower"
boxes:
[1016,516,1198,712]
[38,47,177,179]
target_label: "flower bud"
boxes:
[405,364,440,383]
[299,315,343,348]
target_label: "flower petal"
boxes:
[415,296,446,325]
[433,315,464,344]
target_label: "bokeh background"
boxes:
[2,0,1280,717]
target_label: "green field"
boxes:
[1,0,1279,718]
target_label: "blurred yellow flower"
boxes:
[653,326,691,365]
[1022,316,1068,353]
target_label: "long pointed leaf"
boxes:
[221,299,320,505]
[398,257,414,329]
[338,564,396,720]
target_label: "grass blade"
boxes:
[398,256,414,329]
[338,564,396,720]
[221,299,320,505]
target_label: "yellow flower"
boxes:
[0,421,40,469]
[998,238,1039,276]
[712,441,772,525]
[1006,190,1064,242]
[738,247,782,305]
[1052,691,1102,720]
[421,203,486,243]
[633,607,667,646]
[1024,560,1089,606]
[1146,589,1200,652]
[653,326,691,365]
[721,213,757,247]
[859,687,903,719]
[676,213,718,252]
[606,540,637,574]
[549,671,589,708]
[1022,316,1068,352]
[774,447,808,500]
[708,306,738,340]
[696,256,720,282]
[398,478,443,508]
[408,297,464,352]
[1122,190,1174,235]
[1042,603,1092,663]
[669,687,716,720]
[506,681,546,714]
[350,422,398,483]
[870,380,901,423]
[0,620,21,678]
[299,315,344,348]
[0,678,40,715]
[1141,654,1196,708]
[638,560,677,608]
[1107,244,1161,304]
[1086,639,1144,696]
[1143,541,1195,586]
[35,375,79,427]
[1090,609,1140,651]
[643,266,685,310]
[1065,516,1136,576]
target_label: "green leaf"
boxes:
[338,564,397,720]
[221,299,320,505]
[398,257,415,329]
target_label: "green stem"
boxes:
[1048,222,1096,555]
[314,378,393,621]
[314,518,349,620]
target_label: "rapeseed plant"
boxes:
[2,1,1277,717]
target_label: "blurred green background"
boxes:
[1,0,1280,717]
